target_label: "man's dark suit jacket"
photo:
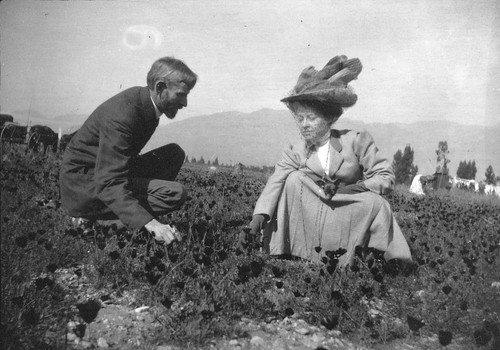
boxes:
[60,86,159,229]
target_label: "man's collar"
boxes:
[150,96,163,119]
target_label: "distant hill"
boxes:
[6,108,498,180]
[144,108,500,180]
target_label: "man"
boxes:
[60,57,197,244]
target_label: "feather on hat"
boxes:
[281,55,362,108]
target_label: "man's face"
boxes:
[156,81,191,119]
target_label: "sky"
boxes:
[1,0,499,128]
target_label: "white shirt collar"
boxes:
[150,97,162,119]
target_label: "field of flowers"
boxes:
[1,144,499,349]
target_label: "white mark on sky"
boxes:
[122,25,163,50]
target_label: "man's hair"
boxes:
[286,100,343,124]
[147,57,198,90]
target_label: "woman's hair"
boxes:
[147,57,198,90]
[286,100,343,124]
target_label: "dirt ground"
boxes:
[59,266,477,350]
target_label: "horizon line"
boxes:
[2,107,499,129]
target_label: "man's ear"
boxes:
[156,81,167,93]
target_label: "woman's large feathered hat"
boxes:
[281,55,362,108]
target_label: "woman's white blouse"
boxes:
[317,142,331,175]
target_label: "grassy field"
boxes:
[1,144,499,349]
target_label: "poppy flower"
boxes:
[194,253,204,264]
[201,282,213,292]
[473,328,491,346]
[46,263,58,273]
[131,249,137,259]
[360,285,373,297]
[161,297,173,309]
[146,272,160,285]
[327,261,338,274]
[442,285,452,295]
[438,330,452,346]
[34,277,52,290]
[331,290,342,300]
[321,315,339,330]
[11,296,24,307]
[333,248,347,257]
[201,310,214,319]
[169,253,179,263]
[285,307,294,316]
[15,236,28,248]
[183,267,194,276]
[271,266,283,278]
[215,251,227,261]
[74,323,86,338]
[407,315,425,332]
[76,300,101,323]
[23,308,40,325]
[154,249,165,259]
[250,261,263,277]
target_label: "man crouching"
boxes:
[60,57,197,244]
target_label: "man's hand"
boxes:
[144,219,182,244]
[237,214,267,252]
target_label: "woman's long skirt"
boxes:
[262,171,412,266]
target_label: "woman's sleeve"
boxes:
[353,131,395,194]
[253,144,301,218]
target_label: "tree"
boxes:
[213,157,219,166]
[457,160,467,179]
[185,155,189,163]
[469,160,477,179]
[393,145,419,185]
[199,156,205,165]
[191,156,197,163]
[435,141,450,174]
[457,160,477,180]
[485,165,496,185]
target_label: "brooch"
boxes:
[317,178,341,200]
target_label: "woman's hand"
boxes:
[237,214,267,252]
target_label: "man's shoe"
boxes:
[96,219,126,231]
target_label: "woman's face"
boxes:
[292,104,332,144]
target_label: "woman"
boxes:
[240,55,411,266]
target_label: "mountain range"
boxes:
[5,108,499,180]
[143,108,500,180]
